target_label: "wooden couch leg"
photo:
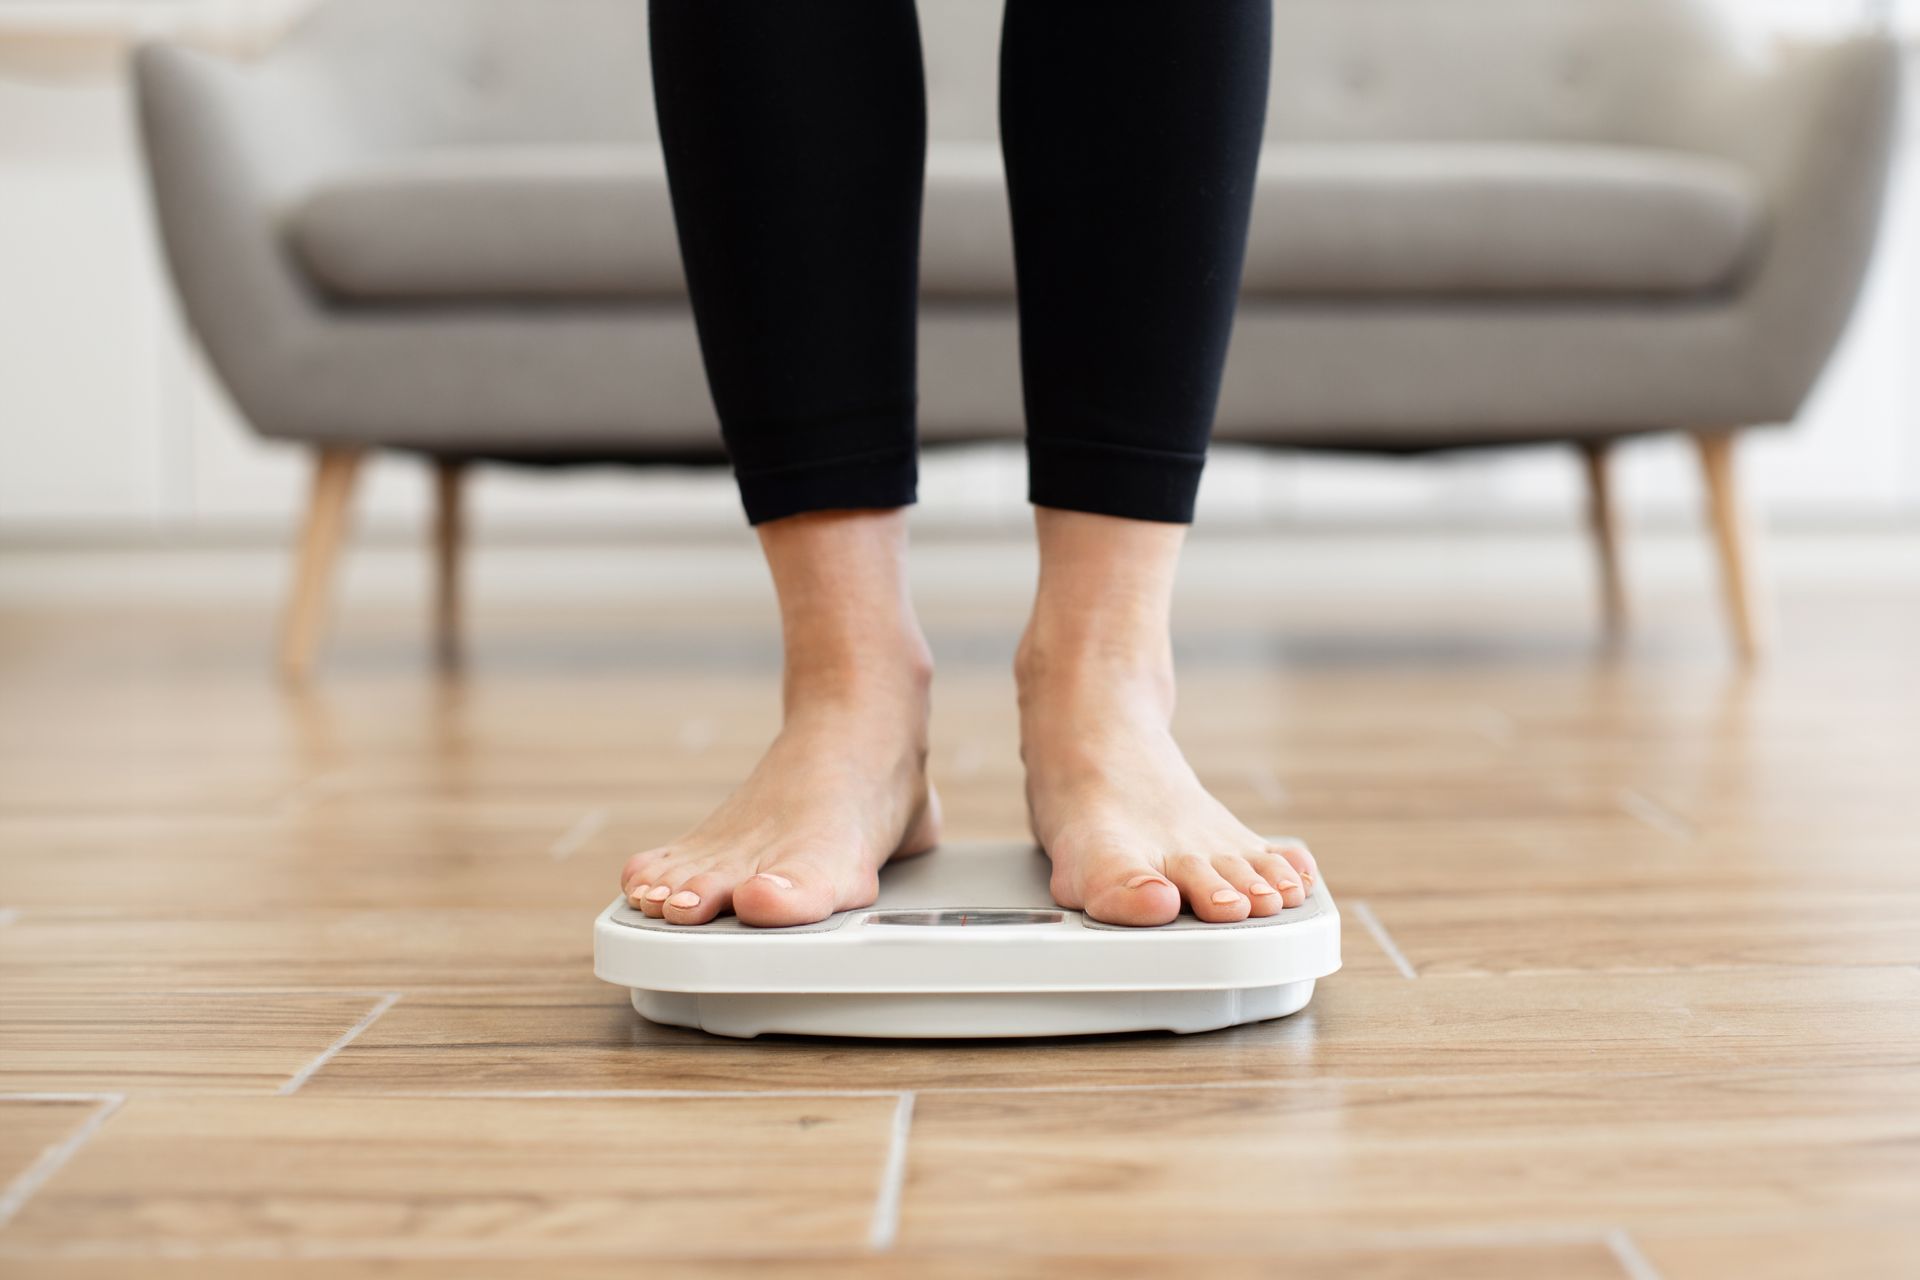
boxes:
[279,447,364,682]
[1692,428,1772,662]
[1578,438,1628,647]
[432,458,467,669]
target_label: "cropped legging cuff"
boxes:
[732,413,920,525]
[1027,436,1206,525]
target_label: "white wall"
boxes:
[1,0,1916,540]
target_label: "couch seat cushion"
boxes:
[287,146,686,303]
[1237,143,1763,297]
[289,142,1762,304]
[910,141,1761,300]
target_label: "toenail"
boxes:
[1211,888,1244,905]
[1248,881,1278,895]
[628,883,651,900]
[1125,875,1171,890]
[667,891,700,908]
[752,873,794,889]
[645,886,672,902]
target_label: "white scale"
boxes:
[594,840,1339,1039]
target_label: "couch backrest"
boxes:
[280,0,1743,149]
[282,0,656,148]
[1259,0,1739,145]
[921,0,1743,144]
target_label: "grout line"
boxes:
[357,1064,1713,1102]
[360,1066,1747,1102]
[263,1057,1917,1106]
[547,808,609,862]
[0,1222,1694,1262]
[412,1088,910,1101]
[1605,1228,1665,1280]
[276,993,401,1096]
[1350,898,1418,980]
[1615,788,1695,840]
[0,1093,125,1229]
[867,1092,916,1252]
[61,988,410,999]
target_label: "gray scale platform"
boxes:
[593,840,1339,1039]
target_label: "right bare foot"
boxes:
[618,510,938,927]
[620,677,936,927]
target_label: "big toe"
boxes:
[732,863,844,928]
[1075,858,1182,927]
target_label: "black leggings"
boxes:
[650,1,1271,525]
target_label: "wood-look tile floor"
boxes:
[2,560,1918,1277]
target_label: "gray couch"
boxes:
[134,0,1902,675]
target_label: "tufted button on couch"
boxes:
[134,0,1902,675]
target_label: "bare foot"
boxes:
[618,510,938,926]
[1017,509,1318,926]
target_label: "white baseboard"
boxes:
[3,528,1915,607]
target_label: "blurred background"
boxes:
[0,0,1913,627]
[3,4,1919,1272]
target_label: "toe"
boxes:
[732,862,843,928]
[1269,840,1318,898]
[1216,853,1282,917]
[1249,849,1305,908]
[637,881,674,918]
[1170,852,1250,923]
[622,849,670,899]
[661,871,734,926]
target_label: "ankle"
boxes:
[1015,623,1174,717]
[755,507,933,719]
[783,613,932,728]
[785,634,931,709]
[1021,506,1183,708]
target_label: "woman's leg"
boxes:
[624,2,936,926]
[649,0,925,524]
[1002,0,1318,924]
[623,510,937,927]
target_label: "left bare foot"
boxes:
[1016,508,1318,927]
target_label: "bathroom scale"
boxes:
[593,839,1339,1039]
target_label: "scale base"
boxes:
[632,980,1318,1040]
[597,840,1338,1041]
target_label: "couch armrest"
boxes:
[132,41,365,436]
[1677,35,1903,411]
